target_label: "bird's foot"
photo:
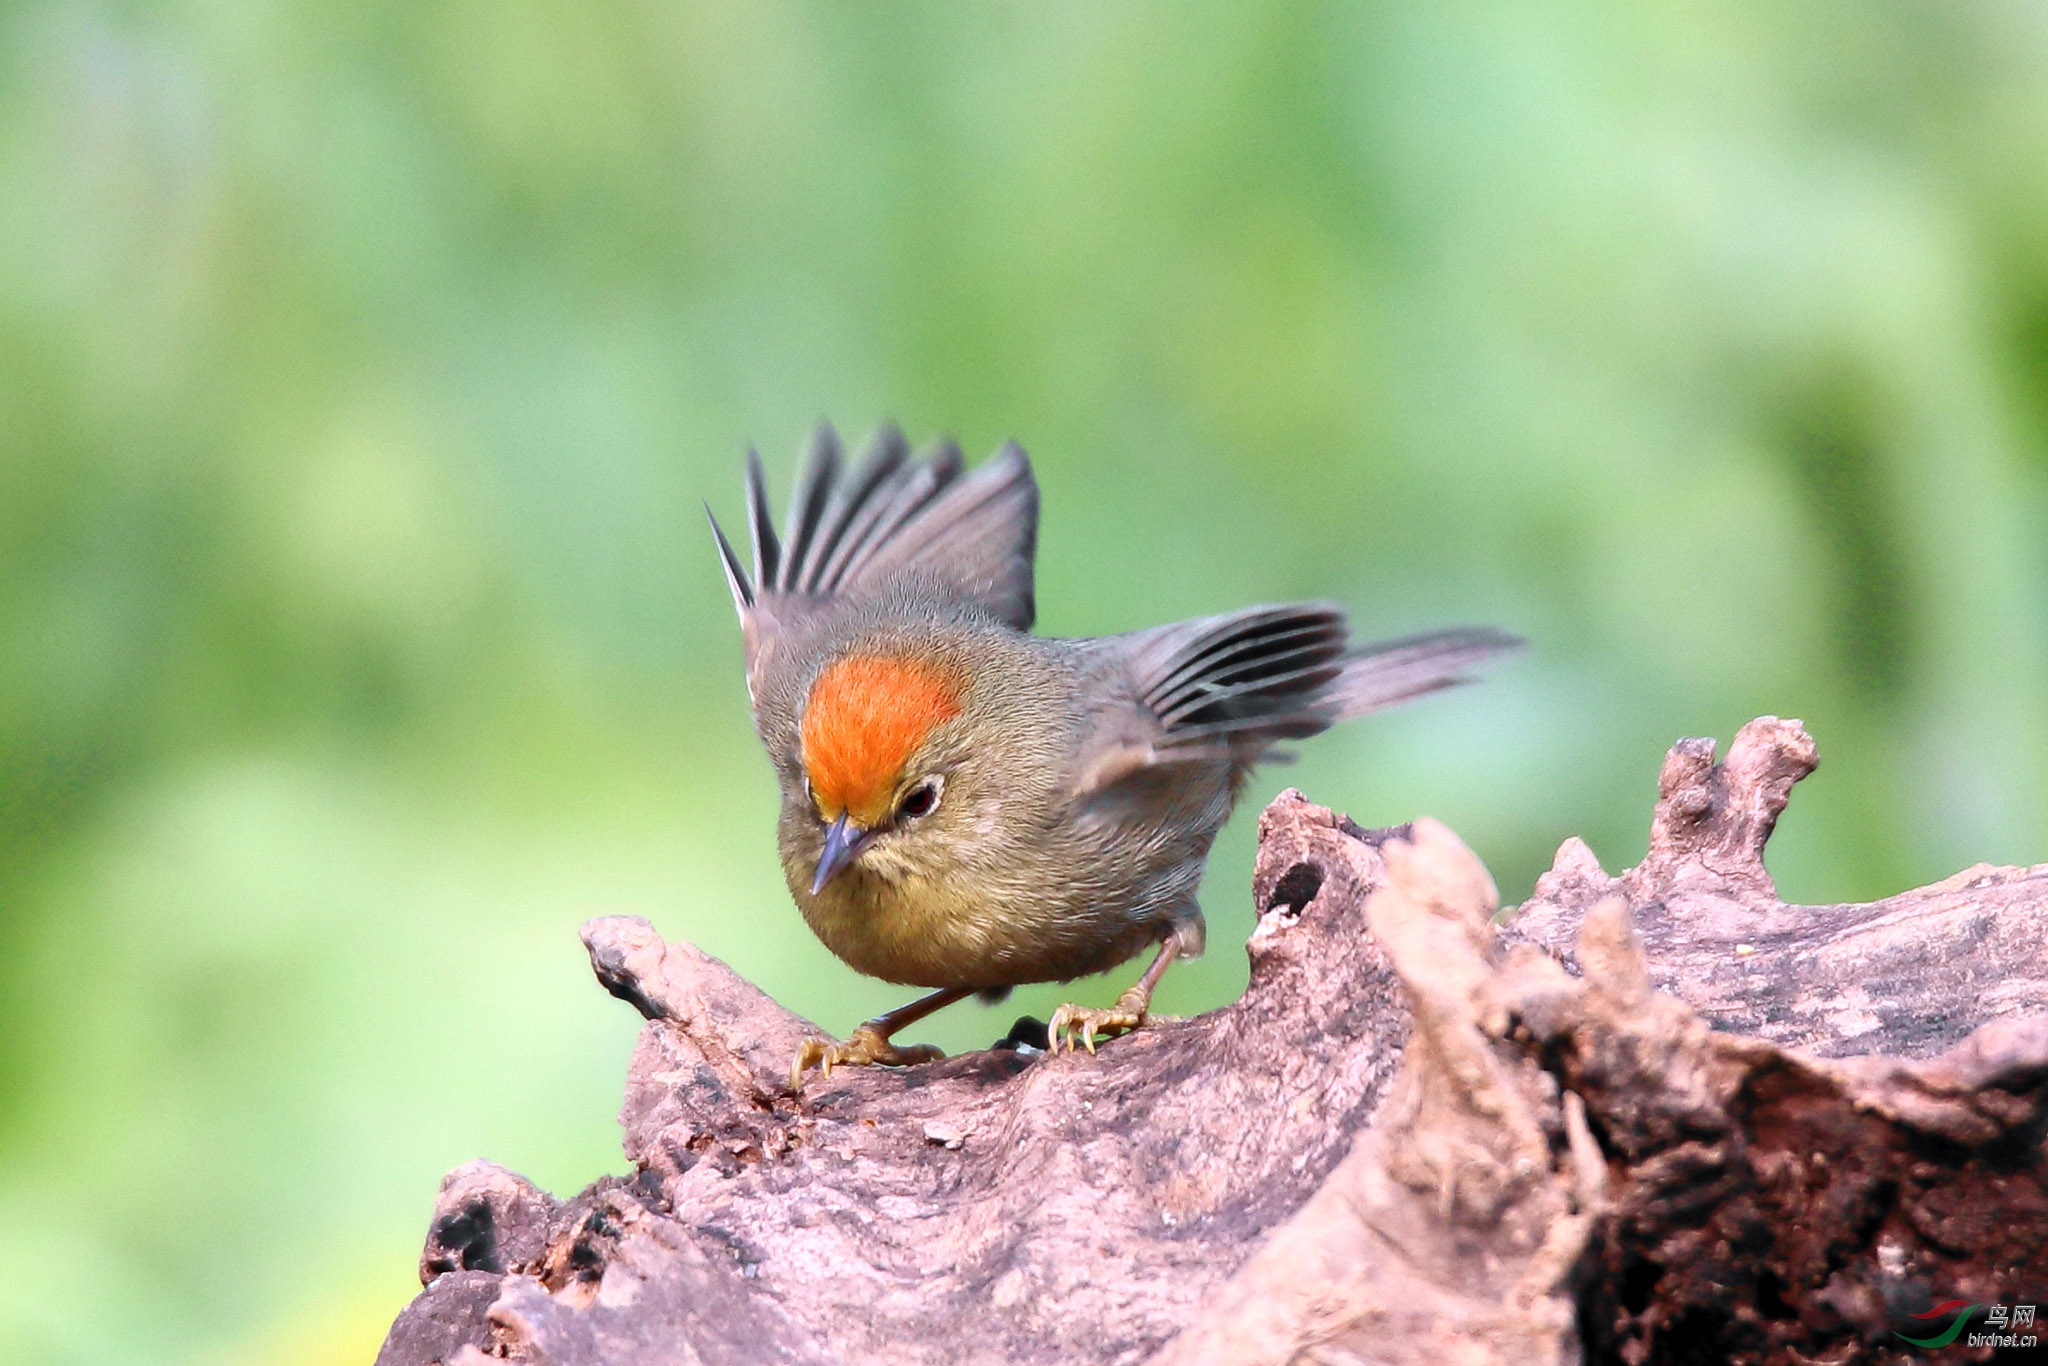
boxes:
[789,1023,945,1090]
[1046,994,1147,1055]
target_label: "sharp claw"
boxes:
[1044,1003,1145,1058]
[789,1029,948,1088]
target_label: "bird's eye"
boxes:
[897,777,942,820]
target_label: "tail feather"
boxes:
[1329,626,1523,718]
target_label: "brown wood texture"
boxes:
[378,719,2048,1366]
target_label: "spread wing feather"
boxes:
[707,424,1040,684]
[744,448,780,593]
[840,440,1036,629]
[1132,605,1351,741]
[777,425,842,591]
[810,431,912,591]
[1075,609,1520,800]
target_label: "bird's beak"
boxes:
[811,813,869,894]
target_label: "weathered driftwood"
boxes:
[378,718,2048,1366]
[1509,716,2048,1058]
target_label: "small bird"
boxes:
[708,425,1518,1087]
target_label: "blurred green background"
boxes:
[4,1,2047,1360]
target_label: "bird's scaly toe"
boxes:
[789,1023,946,1089]
[1046,1001,1145,1055]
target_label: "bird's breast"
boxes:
[783,853,1162,990]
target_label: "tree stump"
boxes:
[377,718,2048,1365]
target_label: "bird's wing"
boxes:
[707,424,1039,682]
[1071,606,1520,801]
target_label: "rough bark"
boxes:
[1509,716,2048,1058]
[378,718,2048,1366]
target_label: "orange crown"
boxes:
[801,654,963,825]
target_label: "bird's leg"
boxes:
[789,986,972,1090]
[1048,938,1182,1055]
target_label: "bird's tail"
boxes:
[1327,626,1523,719]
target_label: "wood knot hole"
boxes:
[1265,862,1325,922]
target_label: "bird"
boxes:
[706,424,1519,1088]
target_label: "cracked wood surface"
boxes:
[379,718,2048,1366]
